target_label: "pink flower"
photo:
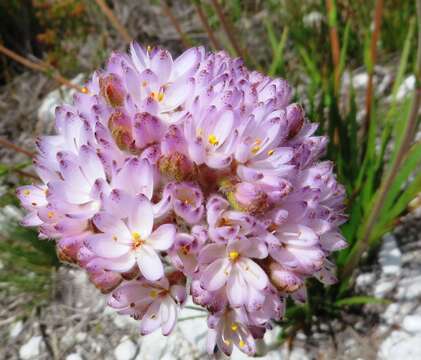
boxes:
[16,42,347,355]
[199,237,268,308]
[85,195,175,281]
[108,276,186,336]
[207,308,256,356]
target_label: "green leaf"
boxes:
[335,296,390,307]
[269,26,289,76]
[382,141,421,215]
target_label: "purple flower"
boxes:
[199,237,268,308]
[16,42,347,355]
[108,276,186,336]
[85,195,175,281]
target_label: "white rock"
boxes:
[378,234,402,276]
[75,332,87,343]
[378,330,421,359]
[36,73,85,134]
[19,336,43,360]
[115,337,138,360]
[397,275,421,300]
[402,315,421,333]
[374,278,396,297]
[176,299,208,351]
[303,11,324,28]
[66,353,83,360]
[352,73,369,89]
[136,331,169,360]
[356,273,375,288]
[9,320,23,338]
[397,75,415,101]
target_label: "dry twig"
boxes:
[0,44,84,92]
[94,0,132,44]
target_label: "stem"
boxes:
[94,0,132,44]
[14,169,40,181]
[340,0,421,280]
[161,1,192,48]
[362,0,384,138]
[325,0,341,94]
[194,1,221,50]
[178,314,207,322]
[0,44,84,92]
[210,0,244,59]
[0,137,34,158]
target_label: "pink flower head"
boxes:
[17,43,347,356]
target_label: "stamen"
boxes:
[151,91,165,102]
[208,134,219,146]
[231,323,238,332]
[81,87,89,94]
[47,211,55,219]
[23,189,31,196]
[267,149,275,156]
[251,145,261,154]
[149,289,159,299]
[239,340,245,348]
[228,251,240,262]
[132,232,144,248]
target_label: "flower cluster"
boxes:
[17,43,347,356]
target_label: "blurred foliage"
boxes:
[0,173,60,310]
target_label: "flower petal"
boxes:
[200,258,231,291]
[129,195,154,238]
[136,245,164,281]
[148,223,176,251]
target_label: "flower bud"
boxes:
[158,152,194,181]
[268,261,303,293]
[108,111,134,152]
[286,103,304,139]
[99,74,125,107]
[229,182,269,214]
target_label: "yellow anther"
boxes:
[267,149,275,156]
[231,323,238,332]
[47,211,55,219]
[147,45,153,53]
[239,340,245,348]
[251,145,261,154]
[142,80,148,88]
[149,289,159,299]
[132,232,144,248]
[23,189,31,196]
[254,138,262,145]
[112,235,118,241]
[81,86,89,94]
[151,91,165,102]
[228,251,240,262]
[208,134,219,146]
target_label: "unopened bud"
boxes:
[158,152,194,181]
[100,74,125,107]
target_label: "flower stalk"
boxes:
[94,0,132,43]
[0,44,84,92]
